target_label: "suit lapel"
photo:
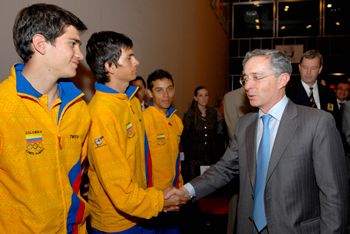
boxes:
[266,100,298,183]
[246,115,259,190]
[297,81,311,106]
[318,83,327,110]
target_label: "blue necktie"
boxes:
[253,114,272,232]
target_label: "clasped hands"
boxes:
[162,187,190,212]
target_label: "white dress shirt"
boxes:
[301,80,320,109]
[256,95,288,157]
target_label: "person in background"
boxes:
[139,69,184,233]
[181,86,217,183]
[130,76,148,111]
[0,3,91,233]
[85,31,189,234]
[214,96,228,157]
[287,49,340,129]
[335,81,350,111]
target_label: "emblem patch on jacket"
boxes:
[25,131,45,155]
[327,103,334,111]
[94,136,107,149]
[157,134,166,146]
[126,122,135,138]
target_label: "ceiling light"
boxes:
[281,26,286,30]
[256,25,260,30]
[306,25,312,29]
[336,22,340,25]
[327,4,332,8]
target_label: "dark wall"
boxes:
[229,36,350,90]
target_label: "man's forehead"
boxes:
[121,47,133,55]
[338,83,350,88]
[131,80,143,86]
[301,57,320,65]
[244,57,271,73]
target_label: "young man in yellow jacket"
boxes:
[85,31,189,234]
[0,4,91,233]
[140,69,184,233]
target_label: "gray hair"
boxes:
[242,49,292,76]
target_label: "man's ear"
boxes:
[104,62,115,75]
[279,73,290,89]
[32,34,47,55]
[146,88,153,99]
[318,65,323,75]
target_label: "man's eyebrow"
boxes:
[69,38,82,45]
[243,72,264,76]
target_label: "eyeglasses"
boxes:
[239,73,275,86]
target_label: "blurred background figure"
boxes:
[335,81,350,111]
[130,76,148,111]
[181,86,217,182]
[214,97,228,157]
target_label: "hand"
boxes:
[163,186,186,199]
[162,187,191,212]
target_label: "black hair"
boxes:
[190,86,208,124]
[147,69,174,90]
[13,3,87,62]
[86,31,133,84]
[131,76,146,88]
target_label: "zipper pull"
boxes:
[58,136,62,150]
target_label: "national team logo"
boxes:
[95,136,104,147]
[25,131,44,155]
[126,122,135,138]
[157,134,166,146]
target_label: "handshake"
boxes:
[162,187,191,212]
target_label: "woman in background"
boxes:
[181,86,217,183]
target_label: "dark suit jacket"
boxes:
[287,80,341,130]
[190,100,348,233]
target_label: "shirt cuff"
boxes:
[182,183,196,198]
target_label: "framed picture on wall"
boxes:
[275,45,304,63]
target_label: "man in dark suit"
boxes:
[286,50,340,129]
[165,49,348,233]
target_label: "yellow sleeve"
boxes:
[88,111,164,219]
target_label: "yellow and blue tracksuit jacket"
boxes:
[0,63,91,233]
[143,104,184,190]
[87,83,164,233]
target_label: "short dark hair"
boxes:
[300,50,323,66]
[13,3,87,62]
[147,69,174,90]
[336,80,350,89]
[86,31,133,84]
[131,76,146,88]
